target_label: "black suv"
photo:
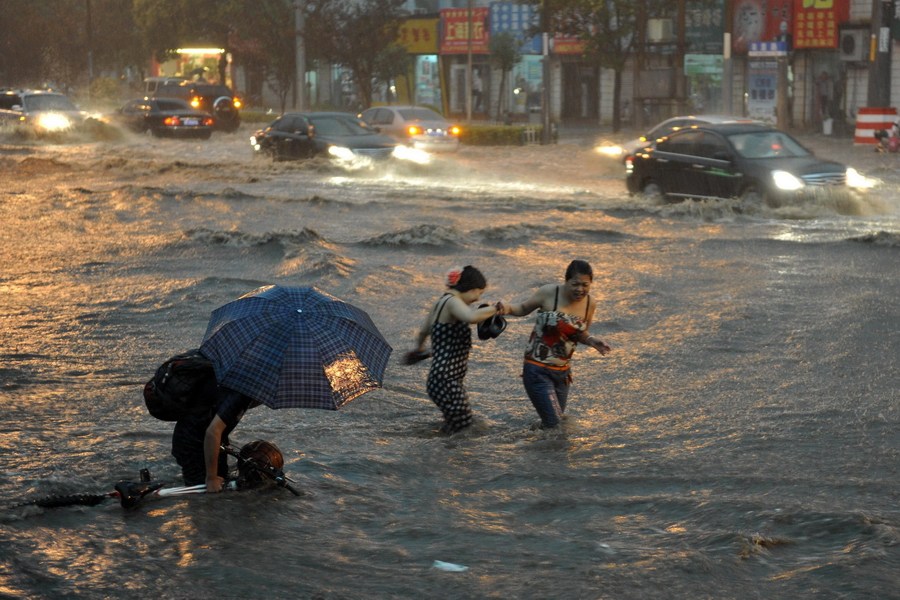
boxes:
[144,78,241,132]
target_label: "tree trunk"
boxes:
[612,68,623,133]
[496,70,507,122]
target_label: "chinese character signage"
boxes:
[747,60,777,122]
[793,0,850,49]
[398,19,439,54]
[440,8,490,54]
[686,0,724,54]
[489,2,541,54]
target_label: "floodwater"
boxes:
[0,125,897,599]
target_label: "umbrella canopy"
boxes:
[199,285,392,410]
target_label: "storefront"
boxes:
[396,18,443,109]
[439,7,490,116]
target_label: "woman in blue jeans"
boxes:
[506,260,611,428]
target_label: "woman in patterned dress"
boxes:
[506,260,611,428]
[409,266,504,434]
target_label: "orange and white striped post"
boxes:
[854,107,898,144]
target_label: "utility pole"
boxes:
[868,0,893,106]
[294,0,307,111]
[675,0,686,113]
[466,0,473,122]
[722,0,733,115]
[86,0,93,96]
[540,0,551,144]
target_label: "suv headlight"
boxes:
[36,112,72,132]
[771,170,804,191]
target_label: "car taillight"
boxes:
[408,125,422,136]
[164,116,181,126]
[190,97,201,109]
[203,117,214,126]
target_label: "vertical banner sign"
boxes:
[793,0,851,49]
[747,60,778,122]
[440,8,490,54]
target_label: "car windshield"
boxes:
[729,131,810,159]
[156,99,190,111]
[398,108,443,121]
[309,115,371,136]
[23,95,78,112]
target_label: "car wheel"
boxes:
[641,180,665,202]
[739,185,767,205]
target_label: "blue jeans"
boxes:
[522,362,570,428]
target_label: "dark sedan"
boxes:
[115,98,214,139]
[625,123,869,205]
[250,112,398,161]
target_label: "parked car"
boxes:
[359,105,461,152]
[146,78,241,132]
[610,114,759,163]
[625,123,869,205]
[0,89,98,136]
[114,97,214,139]
[250,112,398,161]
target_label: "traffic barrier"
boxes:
[854,107,897,144]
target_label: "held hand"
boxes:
[402,349,432,365]
[587,337,611,355]
[495,301,511,316]
[206,475,225,493]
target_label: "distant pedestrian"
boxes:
[472,69,484,113]
[407,266,505,434]
[505,259,610,428]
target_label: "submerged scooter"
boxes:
[15,440,300,511]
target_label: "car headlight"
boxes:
[771,170,804,191]
[328,145,356,161]
[846,167,875,189]
[36,112,72,132]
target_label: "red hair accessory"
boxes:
[445,267,463,287]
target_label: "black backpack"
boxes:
[143,350,217,421]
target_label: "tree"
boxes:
[226,0,295,111]
[373,44,414,104]
[489,32,522,122]
[555,0,639,132]
[307,0,407,109]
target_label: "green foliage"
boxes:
[89,77,123,104]
[307,0,408,107]
[460,124,548,146]
[489,32,522,73]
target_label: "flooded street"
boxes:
[1,126,898,599]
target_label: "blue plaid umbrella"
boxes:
[199,285,392,410]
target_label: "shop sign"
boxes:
[398,18,439,54]
[793,0,850,49]
[684,54,723,75]
[440,8,489,54]
[686,0,725,54]
[489,2,541,54]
